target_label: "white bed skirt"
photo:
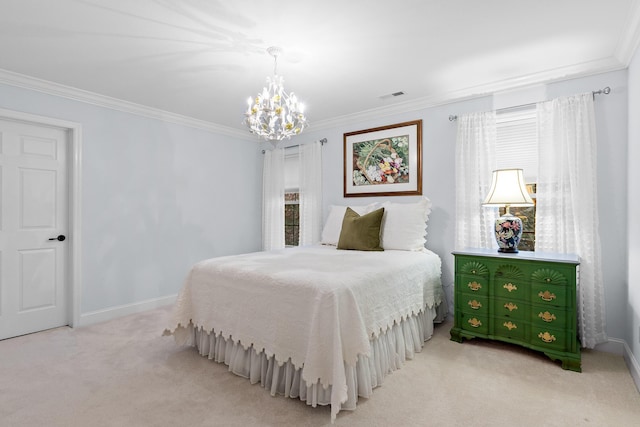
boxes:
[173,303,446,416]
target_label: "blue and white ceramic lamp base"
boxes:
[494,213,524,253]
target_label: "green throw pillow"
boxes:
[337,207,385,251]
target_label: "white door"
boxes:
[0,118,69,340]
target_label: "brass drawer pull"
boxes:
[503,283,518,292]
[538,332,556,343]
[467,281,482,291]
[468,318,482,328]
[538,311,557,323]
[503,302,518,312]
[468,300,482,310]
[503,321,517,331]
[538,290,556,302]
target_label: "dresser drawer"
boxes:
[530,325,569,352]
[531,282,567,307]
[493,277,528,301]
[457,274,489,296]
[530,306,569,330]
[459,312,489,335]
[459,293,489,315]
[494,316,528,341]
[494,297,528,320]
[493,263,528,301]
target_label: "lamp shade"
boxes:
[483,169,534,207]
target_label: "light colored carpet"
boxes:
[1,306,639,427]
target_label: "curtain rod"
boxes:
[284,137,327,149]
[261,138,327,154]
[448,86,611,122]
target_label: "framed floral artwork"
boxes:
[343,120,422,197]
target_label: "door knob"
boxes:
[48,235,66,242]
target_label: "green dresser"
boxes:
[450,248,581,372]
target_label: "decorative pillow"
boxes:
[379,197,432,251]
[337,207,385,251]
[320,203,377,245]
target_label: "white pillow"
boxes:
[321,204,377,246]
[379,197,432,251]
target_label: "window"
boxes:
[284,192,299,246]
[495,108,538,251]
[284,149,300,247]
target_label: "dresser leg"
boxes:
[544,352,582,372]
[450,327,464,343]
[560,358,582,372]
[449,327,479,343]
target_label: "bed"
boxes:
[164,198,445,421]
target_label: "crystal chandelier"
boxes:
[244,46,307,142]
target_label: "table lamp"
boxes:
[483,169,534,253]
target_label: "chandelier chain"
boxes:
[273,51,278,75]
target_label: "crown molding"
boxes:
[0,53,627,139]
[310,56,626,131]
[0,68,253,140]
[615,0,640,66]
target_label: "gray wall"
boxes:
[301,69,629,343]
[0,66,631,346]
[299,95,493,315]
[0,83,263,315]
[628,47,640,363]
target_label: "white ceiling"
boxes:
[1,0,639,137]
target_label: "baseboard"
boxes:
[75,298,640,394]
[79,294,177,327]
[623,341,640,393]
[594,337,625,355]
[594,337,640,393]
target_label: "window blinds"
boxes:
[283,148,300,192]
[495,108,538,184]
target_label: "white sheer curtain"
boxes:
[536,93,607,348]
[262,147,285,250]
[455,112,498,250]
[298,140,323,246]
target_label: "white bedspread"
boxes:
[164,245,443,420]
